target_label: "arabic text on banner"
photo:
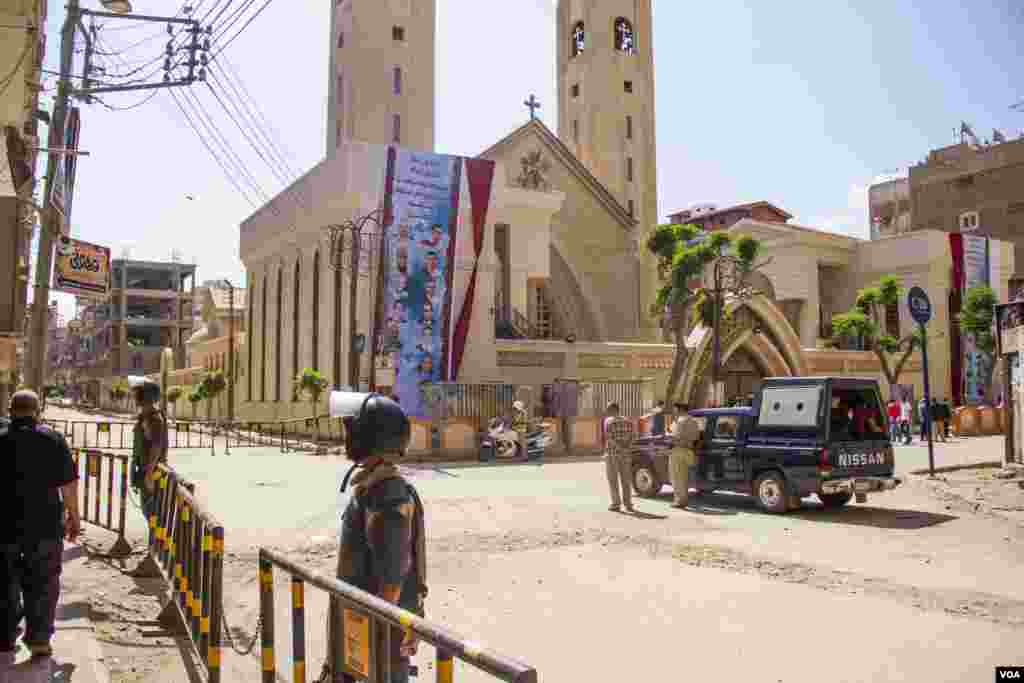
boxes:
[53,237,111,299]
[380,148,462,419]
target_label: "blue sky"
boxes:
[37,0,1023,321]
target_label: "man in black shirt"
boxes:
[1,390,80,662]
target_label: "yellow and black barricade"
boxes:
[147,465,225,683]
[69,449,132,557]
[258,548,537,683]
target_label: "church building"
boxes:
[235,0,1013,440]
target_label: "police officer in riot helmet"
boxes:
[332,392,426,683]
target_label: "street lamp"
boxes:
[100,0,133,13]
[325,206,387,391]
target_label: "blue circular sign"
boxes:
[907,286,932,325]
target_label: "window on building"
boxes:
[333,264,342,387]
[392,114,401,144]
[572,119,579,143]
[336,121,343,147]
[247,274,254,400]
[628,199,635,217]
[571,83,579,98]
[627,157,634,181]
[337,75,344,104]
[393,66,402,95]
[392,25,405,41]
[312,250,320,373]
[293,259,301,390]
[885,301,900,338]
[571,21,585,57]
[624,80,633,93]
[337,31,344,48]
[626,115,633,139]
[261,277,267,401]
[276,267,283,402]
[614,18,636,54]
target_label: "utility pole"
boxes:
[25,2,206,395]
[27,0,78,395]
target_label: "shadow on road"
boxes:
[644,491,958,529]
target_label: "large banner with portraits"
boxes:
[962,235,991,405]
[379,148,463,419]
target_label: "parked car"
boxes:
[630,377,902,513]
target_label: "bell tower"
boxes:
[557,0,660,340]
[328,0,436,153]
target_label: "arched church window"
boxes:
[292,257,301,391]
[247,273,254,401]
[571,22,585,57]
[276,266,283,402]
[614,17,635,54]
[312,250,320,373]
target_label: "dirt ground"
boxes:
[914,464,1024,525]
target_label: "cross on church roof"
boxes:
[524,94,541,121]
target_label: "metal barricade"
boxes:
[259,548,538,683]
[69,449,132,557]
[147,465,225,683]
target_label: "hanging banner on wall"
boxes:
[379,147,463,419]
[53,235,111,298]
[962,234,992,405]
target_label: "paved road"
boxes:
[42,407,1024,682]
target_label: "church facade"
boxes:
[232,0,1013,431]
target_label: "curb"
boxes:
[908,461,1003,475]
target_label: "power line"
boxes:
[167,88,260,208]
[209,0,277,60]
[217,55,298,177]
[210,0,257,41]
[181,86,273,203]
[92,89,161,111]
[203,68,292,183]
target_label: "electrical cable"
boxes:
[167,89,259,208]
[209,0,257,42]
[209,0,276,60]
[180,86,273,204]
[203,78,291,188]
[216,56,298,177]
[92,89,161,111]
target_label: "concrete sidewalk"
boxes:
[1,543,108,683]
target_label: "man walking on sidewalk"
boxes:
[1,390,81,663]
[603,402,636,513]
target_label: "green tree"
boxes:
[187,384,207,419]
[831,275,921,396]
[959,284,997,400]
[165,386,183,418]
[646,225,764,403]
[201,371,226,420]
[109,379,129,410]
[293,368,329,418]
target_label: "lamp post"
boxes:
[325,206,387,391]
[224,279,235,425]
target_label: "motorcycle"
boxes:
[483,417,556,461]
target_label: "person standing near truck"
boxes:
[668,404,700,509]
[603,402,636,513]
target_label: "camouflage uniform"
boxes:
[334,463,426,683]
[132,407,168,523]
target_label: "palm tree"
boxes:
[293,368,329,418]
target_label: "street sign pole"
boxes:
[919,323,935,476]
[908,286,936,477]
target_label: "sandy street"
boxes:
[40,407,1024,681]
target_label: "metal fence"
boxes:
[70,449,132,557]
[147,465,225,683]
[259,548,538,683]
[587,381,652,417]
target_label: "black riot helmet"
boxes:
[130,378,161,406]
[330,392,411,462]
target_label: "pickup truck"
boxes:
[630,376,902,513]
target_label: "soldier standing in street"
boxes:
[668,403,700,509]
[1,390,80,663]
[603,402,636,513]
[130,381,168,533]
[331,392,426,683]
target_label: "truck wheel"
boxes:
[754,472,789,514]
[632,462,663,498]
[819,492,853,509]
